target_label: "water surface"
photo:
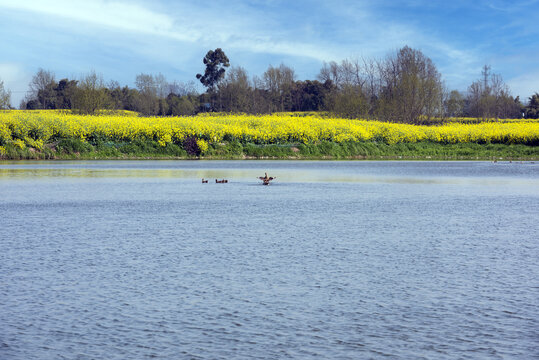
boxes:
[1,161,538,359]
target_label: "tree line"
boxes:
[1,46,538,122]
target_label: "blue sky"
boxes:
[1,0,538,107]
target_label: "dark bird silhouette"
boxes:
[202,178,208,183]
[258,172,276,185]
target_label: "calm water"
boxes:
[0,160,538,359]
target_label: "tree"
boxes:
[105,82,145,112]
[291,80,331,112]
[499,95,523,119]
[135,73,160,115]
[55,79,78,109]
[263,63,295,112]
[318,58,365,90]
[165,80,199,115]
[219,66,252,112]
[154,73,169,99]
[26,68,56,109]
[106,81,124,110]
[0,79,11,109]
[196,48,230,92]
[317,57,379,118]
[251,75,272,113]
[168,80,197,97]
[327,84,369,118]
[378,46,443,123]
[73,71,110,114]
[318,61,342,88]
[445,90,465,117]
[465,65,519,119]
[166,93,199,116]
[24,75,78,110]
[196,48,230,111]
[524,93,539,119]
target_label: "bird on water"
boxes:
[258,172,276,185]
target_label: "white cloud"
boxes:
[0,0,337,62]
[0,0,186,39]
[0,0,480,68]
[1,0,520,93]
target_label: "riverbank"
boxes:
[1,139,537,161]
[1,111,538,160]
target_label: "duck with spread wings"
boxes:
[258,172,276,185]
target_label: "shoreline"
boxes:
[1,140,537,161]
[2,111,538,161]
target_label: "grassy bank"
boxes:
[1,110,537,160]
[1,138,537,161]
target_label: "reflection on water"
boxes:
[1,160,537,186]
[1,160,538,359]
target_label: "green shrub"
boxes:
[57,138,93,154]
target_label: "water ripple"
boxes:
[1,161,538,359]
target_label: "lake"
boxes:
[1,160,538,359]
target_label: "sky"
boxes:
[1,0,538,107]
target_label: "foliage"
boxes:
[25,68,56,109]
[291,80,332,112]
[166,94,199,116]
[0,111,537,152]
[327,84,369,119]
[466,65,521,119]
[55,79,78,109]
[196,138,209,154]
[0,110,537,160]
[134,73,169,116]
[57,138,93,153]
[262,63,296,112]
[182,136,201,156]
[16,49,536,127]
[196,48,230,92]
[219,66,252,112]
[524,93,539,119]
[73,71,109,114]
[0,79,12,109]
[378,46,444,123]
[445,90,465,117]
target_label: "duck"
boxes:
[258,172,276,185]
[201,178,208,183]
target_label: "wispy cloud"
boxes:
[0,0,338,61]
[0,0,536,99]
[0,0,479,64]
[0,0,192,40]
[485,0,539,13]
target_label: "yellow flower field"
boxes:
[0,110,538,148]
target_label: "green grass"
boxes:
[1,139,537,160]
